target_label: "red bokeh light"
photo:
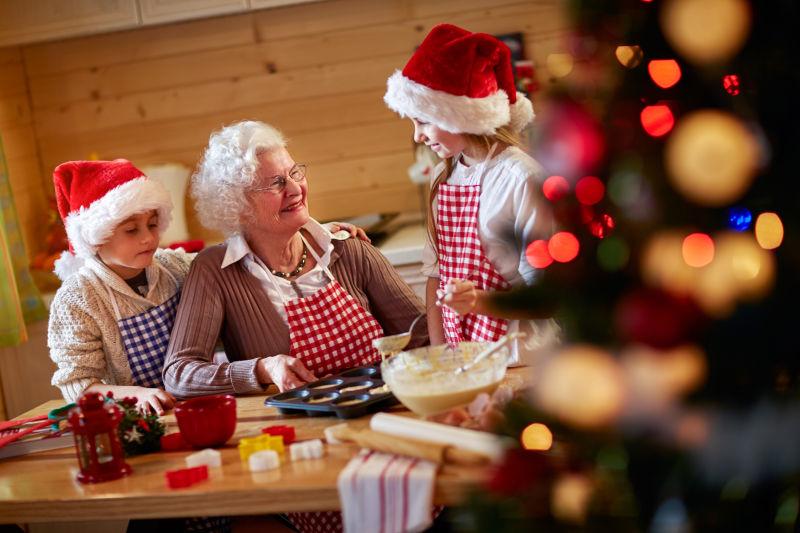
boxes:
[548,232,580,263]
[640,105,675,137]
[589,214,615,239]
[723,74,741,96]
[525,240,553,268]
[543,175,570,202]
[575,176,605,205]
[682,233,715,267]
[648,59,682,89]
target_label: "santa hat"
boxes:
[52,159,173,280]
[384,23,534,135]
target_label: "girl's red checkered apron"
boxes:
[436,144,511,345]
[266,236,384,532]
[104,267,230,533]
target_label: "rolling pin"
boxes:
[325,424,489,466]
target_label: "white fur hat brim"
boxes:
[384,70,534,135]
[62,176,173,262]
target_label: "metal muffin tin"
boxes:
[263,364,397,419]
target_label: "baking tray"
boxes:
[263,364,398,419]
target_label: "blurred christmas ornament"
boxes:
[551,473,593,524]
[597,236,629,271]
[546,53,574,78]
[526,239,553,269]
[588,214,615,239]
[648,59,682,89]
[682,233,715,267]
[665,110,759,206]
[534,345,626,429]
[531,100,605,178]
[575,176,605,206]
[754,212,784,250]
[661,0,752,65]
[542,175,570,202]
[615,287,704,349]
[548,232,580,263]
[615,45,644,68]
[485,448,551,496]
[723,74,741,95]
[641,105,675,137]
[520,423,553,451]
[727,206,752,231]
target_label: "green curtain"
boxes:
[0,136,46,347]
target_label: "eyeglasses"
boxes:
[251,164,307,194]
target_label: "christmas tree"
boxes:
[458,0,800,530]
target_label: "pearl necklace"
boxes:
[269,242,307,279]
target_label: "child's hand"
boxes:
[437,279,477,315]
[328,222,371,243]
[133,387,176,416]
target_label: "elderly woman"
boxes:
[163,120,426,397]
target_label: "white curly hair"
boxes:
[191,120,287,235]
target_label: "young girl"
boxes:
[384,23,559,364]
[47,159,189,414]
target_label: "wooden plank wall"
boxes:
[3,0,569,252]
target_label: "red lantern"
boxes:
[68,392,132,484]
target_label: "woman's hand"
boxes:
[84,384,176,416]
[256,354,316,392]
[437,279,478,316]
[328,222,371,243]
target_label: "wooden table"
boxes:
[0,369,527,524]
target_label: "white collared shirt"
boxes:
[221,219,345,326]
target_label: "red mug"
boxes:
[174,394,237,448]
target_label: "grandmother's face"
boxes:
[246,147,309,234]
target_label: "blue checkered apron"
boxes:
[116,291,180,387]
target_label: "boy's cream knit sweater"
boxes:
[47,249,193,401]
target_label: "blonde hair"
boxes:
[426,126,522,252]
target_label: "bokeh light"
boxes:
[723,74,741,95]
[642,230,697,294]
[665,110,759,206]
[755,212,784,250]
[648,59,682,88]
[526,239,554,269]
[551,474,593,524]
[575,176,605,205]
[534,345,626,429]
[728,206,752,231]
[548,232,580,263]
[521,423,553,451]
[597,236,630,271]
[589,213,615,239]
[615,45,644,68]
[547,53,574,78]
[641,105,675,137]
[682,233,715,267]
[543,175,570,202]
[531,101,606,178]
[661,0,752,65]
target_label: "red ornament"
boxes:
[722,74,741,96]
[68,392,132,484]
[485,448,551,496]
[589,214,615,239]
[640,105,675,137]
[615,288,704,349]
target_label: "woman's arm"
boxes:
[162,257,265,398]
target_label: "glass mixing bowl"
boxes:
[381,342,509,416]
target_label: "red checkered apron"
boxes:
[436,147,511,346]
[274,239,384,532]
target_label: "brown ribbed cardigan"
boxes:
[163,237,426,398]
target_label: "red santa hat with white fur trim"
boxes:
[52,159,173,280]
[384,23,534,135]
